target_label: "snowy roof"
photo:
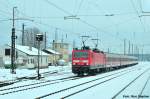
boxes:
[44,49,60,55]
[14,45,49,56]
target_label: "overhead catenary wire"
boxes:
[90,1,120,34]
[41,0,149,55]
[0,0,12,14]
[130,0,146,33]
[15,8,74,34]
[44,0,72,15]
[15,8,83,48]
[0,9,12,16]
[42,0,142,43]
[8,8,142,41]
[0,0,138,44]
[0,0,148,53]
[75,0,84,15]
[43,0,116,42]
[14,12,137,20]
[139,0,144,12]
[75,12,136,17]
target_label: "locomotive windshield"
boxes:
[74,52,88,58]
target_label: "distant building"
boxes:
[52,41,69,63]
[43,49,61,65]
[0,44,49,69]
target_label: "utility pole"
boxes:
[10,7,33,74]
[73,40,76,48]
[142,47,143,61]
[45,32,47,49]
[108,48,110,53]
[124,39,126,55]
[55,28,58,43]
[135,45,137,56]
[136,46,139,59]
[11,7,17,74]
[128,40,130,55]
[61,33,64,48]
[22,23,25,45]
[132,44,134,55]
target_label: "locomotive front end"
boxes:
[72,50,90,75]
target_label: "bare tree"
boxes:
[19,27,46,49]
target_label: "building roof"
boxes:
[43,49,60,55]
[14,45,49,56]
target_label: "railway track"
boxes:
[0,65,140,98]
[35,67,139,99]
[0,76,36,88]
[138,74,150,99]
[0,75,80,95]
[0,69,71,88]
[112,68,150,99]
[0,66,135,96]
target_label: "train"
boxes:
[72,46,138,76]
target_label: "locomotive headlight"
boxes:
[82,60,88,62]
[73,60,79,62]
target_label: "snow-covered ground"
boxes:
[0,62,150,99]
[0,63,72,81]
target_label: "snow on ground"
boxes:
[43,62,150,99]
[142,75,150,98]
[67,62,150,99]
[0,62,150,99]
[0,63,72,82]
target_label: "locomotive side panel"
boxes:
[90,52,106,69]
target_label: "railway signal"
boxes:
[36,34,43,80]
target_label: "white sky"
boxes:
[0,0,150,54]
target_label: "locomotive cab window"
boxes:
[74,52,88,58]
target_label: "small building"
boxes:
[0,44,49,69]
[43,49,61,65]
[52,41,69,63]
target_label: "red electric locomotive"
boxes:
[72,46,138,76]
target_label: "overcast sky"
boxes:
[0,0,150,54]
